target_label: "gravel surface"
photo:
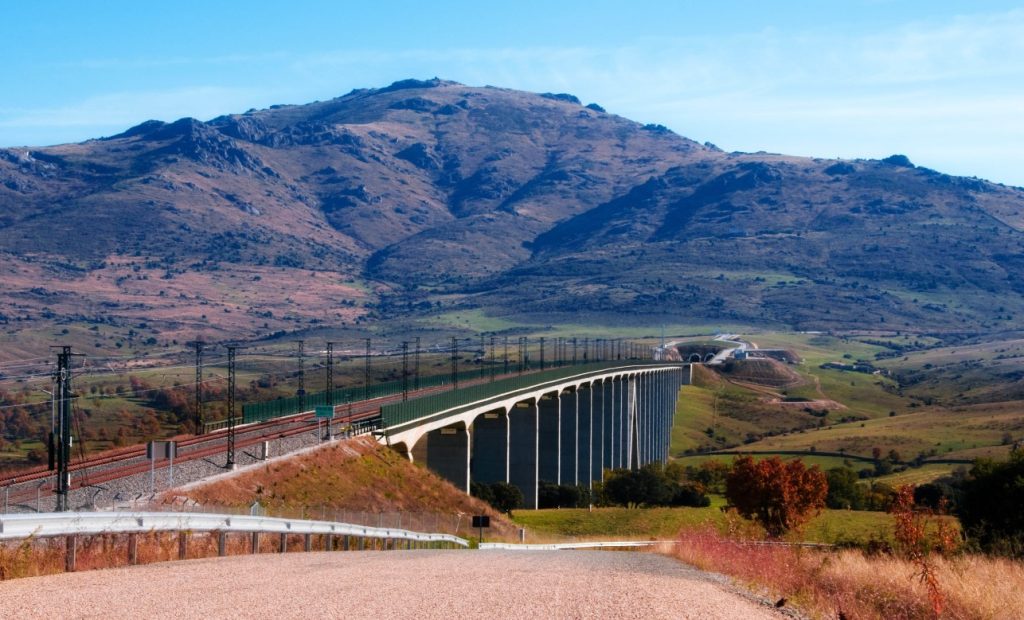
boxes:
[0,550,787,619]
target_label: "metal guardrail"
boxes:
[381,362,681,433]
[0,511,469,547]
[479,540,675,550]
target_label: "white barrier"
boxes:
[479,540,674,550]
[0,511,468,547]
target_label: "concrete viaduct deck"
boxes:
[379,362,689,509]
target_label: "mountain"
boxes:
[1,78,1023,351]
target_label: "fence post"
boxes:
[65,535,77,572]
[128,533,138,565]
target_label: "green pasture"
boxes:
[513,503,901,546]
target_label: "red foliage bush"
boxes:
[725,455,827,537]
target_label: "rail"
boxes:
[241,369,486,424]
[381,361,682,433]
[0,511,468,546]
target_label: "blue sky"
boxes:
[2,1,1022,186]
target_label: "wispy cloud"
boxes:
[0,86,268,145]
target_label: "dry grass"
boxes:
[1,531,260,580]
[671,528,1024,619]
[181,437,519,539]
[0,529,429,581]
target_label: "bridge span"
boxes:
[379,362,689,508]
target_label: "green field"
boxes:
[513,502,900,546]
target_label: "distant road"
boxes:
[0,550,786,619]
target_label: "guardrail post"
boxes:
[251,532,260,554]
[358,537,365,551]
[65,535,77,572]
[218,531,227,557]
[304,534,312,552]
[128,533,138,565]
[279,533,287,553]
[178,531,188,560]
[326,534,334,551]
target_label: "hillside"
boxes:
[2,78,1024,355]
[181,436,518,538]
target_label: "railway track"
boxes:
[0,370,526,509]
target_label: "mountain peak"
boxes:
[1,79,1022,342]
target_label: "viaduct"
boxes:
[379,362,689,509]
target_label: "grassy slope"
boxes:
[180,437,518,539]
[514,502,898,546]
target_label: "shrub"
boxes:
[958,450,1024,556]
[488,482,524,516]
[826,466,866,510]
[725,456,827,537]
[538,481,585,509]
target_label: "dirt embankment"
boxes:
[180,437,518,538]
[718,358,802,388]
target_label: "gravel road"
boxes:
[0,550,786,619]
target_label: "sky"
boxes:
[2,1,1022,186]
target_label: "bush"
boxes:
[488,482,524,516]
[601,463,709,508]
[958,450,1024,556]
[470,481,495,506]
[826,466,866,510]
[725,456,827,537]
[671,482,711,507]
[538,481,591,508]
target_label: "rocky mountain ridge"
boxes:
[1,78,1022,351]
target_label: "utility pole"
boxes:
[326,342,335,406]
[296,340,306,412]
[401,341,409,401]
[363,338,371,400]
[539,337,545,371]
[451,337,459,389]
[188,340,204,434]
[503,336,509,375]
[572,337,578,365]
[53,346,76,512]
[414,337,420,390]
[480,334,486,379]
[490,335,496,381]
[226,345,237,469]
[583,337,589,363]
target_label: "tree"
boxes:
[958,450,1024,556]
[725,456,828,537]
[488,482,524,516]
[826,466,865,510]
[602,463,677,507]
[470,481,495,506]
